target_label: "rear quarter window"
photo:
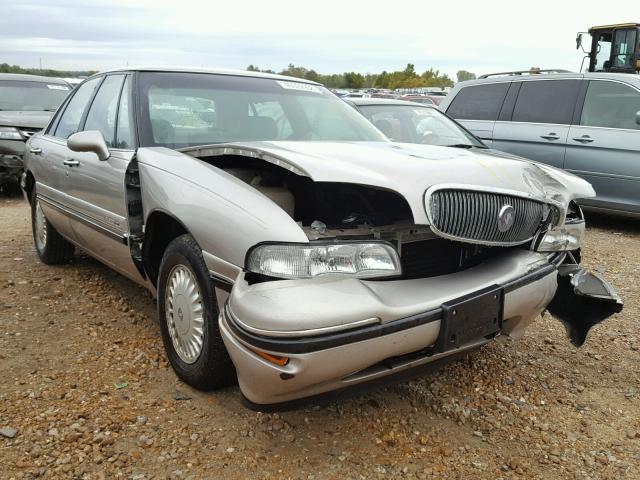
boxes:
[446,83,509,121]
[580,80,640,130]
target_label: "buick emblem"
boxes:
[498,204,515,232]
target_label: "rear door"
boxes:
[444,82,510,146]
[565,79,640,214]
[491,78,582,169]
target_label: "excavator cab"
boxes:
[577,23,640,73]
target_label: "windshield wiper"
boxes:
[446,143,487,149]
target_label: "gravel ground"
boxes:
[1,194,639,480]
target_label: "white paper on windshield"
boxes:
[47,84,70,90]
[276,81,322,94]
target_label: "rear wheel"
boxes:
[157,234,236,390]
[31,193,75,264]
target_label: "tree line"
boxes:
[0,63,96,78]
[249,64,477,89]
[0,61,477,88]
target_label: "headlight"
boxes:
[536,220,585,251]
[246,242,402,279]
[0,127,24,141]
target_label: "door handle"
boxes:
[29,147,42,155]
[573,135,594,144]
[63,158,80,167]
[540,133,560,141]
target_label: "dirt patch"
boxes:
[1,195,639,479]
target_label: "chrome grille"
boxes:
[428,188,546,245]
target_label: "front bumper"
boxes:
[220,249,563,408]
[0,139,26,186]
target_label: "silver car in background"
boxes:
[22,67,622,409]
[439,72,640,217]
[0,74,71,191]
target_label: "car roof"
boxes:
[94,66,321,85]
[454,71,640,87]
[0,73,70,84]
[349,98,434,107]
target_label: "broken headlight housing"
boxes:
[536,202,585,252]
[246,241,402,279]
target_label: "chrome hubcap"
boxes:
[34,199,48,252]
[165,265,205,364]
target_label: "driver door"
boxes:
[63,74,143,282]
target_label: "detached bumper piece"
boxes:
[547,265,623,347]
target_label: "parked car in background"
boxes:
[342,92,365,98]
[23,67,621,408]
[0,74,71,192]
[400,94,446,106]
[440,72,640,217]
[331,89,350,97]
[370,92,399,99]
[400,95,436,105]
[424,94,446,106]
[348,98,485,148]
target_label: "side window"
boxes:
[512,80,580,125]
[580,81,640,130]
[612,29,637,69]
[84,75,125,147]
[593,33,612,71]
[446,83,509,121]
[249,101,293,138]
[54,77,101,139]
[115,76,134,148]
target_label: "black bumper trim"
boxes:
[225,302,441,355]
[225,253,564,355]
[38,194,128,245]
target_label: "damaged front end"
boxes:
[183,144,623,351]
[532,201,624,347]
[547,260,623,347]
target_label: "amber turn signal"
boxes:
[251,349,289,366]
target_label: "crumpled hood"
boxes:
[182,140,595,225]
[0,111,53,129]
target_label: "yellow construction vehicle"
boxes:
[576,23,640,73]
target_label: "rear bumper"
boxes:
[220,250,563,408]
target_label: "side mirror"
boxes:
[67,130,110,161]
[575,33,582,50]
[636,111,640,126]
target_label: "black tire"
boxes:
[157,234,236,390]
[31,192,75,264]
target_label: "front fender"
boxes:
[137,148,308,275]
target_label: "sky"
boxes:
[1,0,636,79]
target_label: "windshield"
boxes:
[357,104,484,147]
[0,80,71,111]
[137,72,387,148]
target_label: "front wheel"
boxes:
[31,193,75,264]
[157,234,236,390]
